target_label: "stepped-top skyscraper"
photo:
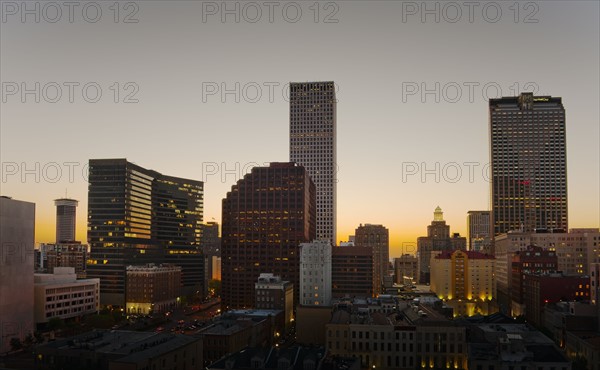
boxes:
[87,159,204,306]
[54,198,78,243]
[290,81,336,243]
[489,93,567,235]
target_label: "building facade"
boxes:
[87,158,204,306]
[290,81,337,244]
[221,163,316,310]
[34,267,99,324]
[125,264,181,315]
[0,196,35,353]
[417,207,466,283]
[39,242,88,277]
[355,224,389,296]
[331,246,374,298]
[254,274,294,331]
[467,210,491,252]
[54,198,78,243]
[430,250,496,317]
[299,240,332,306]
[490,93,568,235]
[393,254,418,285]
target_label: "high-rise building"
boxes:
[489,93,568,236]
[355,224,389,296]
[54,198,78,243]
[331,246,374,298]
[0,196,35,353]
[430,250,496,317]
[299,240,332,306]
[417,206,466,283]
[87,159,203,306]
[467,211,491,252]
[290,81,337,244]
[221,162,316,310]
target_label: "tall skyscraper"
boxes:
[290,81,337,243]
[87,159,203,306]
[354,224,389,296]
[221,162,316,310]
[490,93,567,236]
[54,198,78,243]
[467,211,491,252]
[0,196,35,353]
[417,206,466,284]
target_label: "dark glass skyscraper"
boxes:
[87,159,203,306]
[221,162,316,310]
[489,93,567,236]
[290,81,336,243]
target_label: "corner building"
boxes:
[221,163,316,310]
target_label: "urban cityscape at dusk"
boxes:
[1,1,599,369]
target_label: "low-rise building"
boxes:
[125,264,181,315]
[34,330,202,370]
[34,267,99,324]
[38,242,88,277]
[254,273,293,331]
[394,254,418,285]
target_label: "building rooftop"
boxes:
[434,250,494,260]
[208,345,326,370]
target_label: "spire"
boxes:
[433,206,444,221]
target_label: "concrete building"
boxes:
[34,330,202,370]
[295,305,332,345]
[417,206,466,283]
[290,81,337,244]
[221,163,316,310]
[467,210,491,252]
[592,263,600,304]
[543,301,597,348]
[430,250,496,317]
[300,240,332,306]
[331,246,374,298]
[0,196,35,354]
[393,254,418,285]
[125,264,181,315]
[54,198,78,243]
[254,274,293,331]
[468,323,571,370]
[355,224,389,296]
[34,267,99,324]
[490,93,568,235]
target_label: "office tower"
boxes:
[0,196,35,353]
[490,93,567,236]
[354,224,389,296]
[87,159,203,306]
[417,206,466,283]
[54,198,78,243]
[299,240,332,306]
[467,211,491,252]
[290,81,337,243]
[221,162,316,310]
[430,250,496,317]
[331,246,374,298]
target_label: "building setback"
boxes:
[290,81,337,244]
[489,93,568,235]
[87,158,204,306]
[221,162,316,310]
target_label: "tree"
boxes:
[9,337,22,351]
[34,331,44,344]
[48,317,65,331]
[23,333,34,349]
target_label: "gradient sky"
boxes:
[1,1,599,258]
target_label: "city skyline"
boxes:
[2,2,599,258]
